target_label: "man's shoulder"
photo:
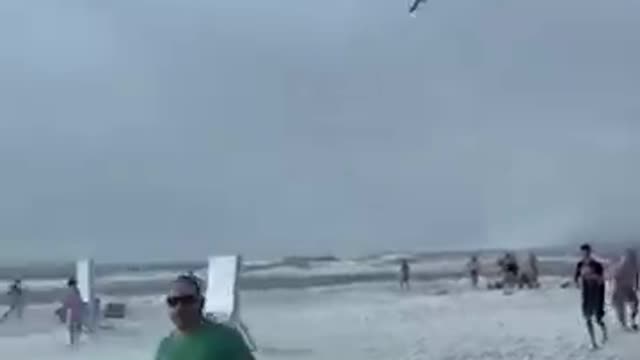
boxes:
[155,333,177,360]
[158,332,176,347]
[201,321,254,357]
[203,321,244,340]
[590,259,604,268]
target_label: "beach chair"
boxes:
[204,255,257,351]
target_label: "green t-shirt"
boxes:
[155,322,254,360]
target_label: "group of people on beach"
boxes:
[474,244,638,349]
[397,253,539,292]
[476,252,540,291]
[1,247,637,355]
[0,270,255,358]
[1,276,89,346]
[396,244,638,349]
[398,252,542,292]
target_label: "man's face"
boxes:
[166,280,202,331]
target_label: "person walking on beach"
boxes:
[61,278,85,346]
[527,252,540,288]
[400,260,411,291]
[500,253,519,293]
[517,252,540,289]
[574,243,608,349]
[154,274,254,360]
[0,279,25,322]
[467,255,480,288]
[611,248,639,331]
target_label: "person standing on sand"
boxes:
[502,253,519,292]
[400,260,411,291]
[517,253,540,289]
[574,243,608,349]
[611,248,639,331]
[154,275,254,360]
[527,252,540,288]
[61,278,86,346]
[467,255,480,288]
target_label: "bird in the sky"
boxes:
[409,0,428,17]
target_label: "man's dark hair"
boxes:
[175,274,203,297]
[580,243,592,253]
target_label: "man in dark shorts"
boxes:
[574,244,608,349]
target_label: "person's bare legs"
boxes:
[585,317,598,349]
[612,293,628,329]
[630,298,639,330]
[470,273,478,288]
[68,322,81,347]
[400,280,409,291]
[597,314,608,343]
[16,303,23,320]
[585,315,607,349]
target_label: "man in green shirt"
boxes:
[155,275,255,360]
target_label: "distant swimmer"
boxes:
[0,279,25,322]
[466,255,480,288]
[408,0,427,16]
[61,278,85,346]
[574,244,608,349]
[154,275,255,360]
[611,248,639,331]
[400,260,411,291]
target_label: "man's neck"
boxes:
[175,318,207,336]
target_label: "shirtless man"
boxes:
[611,248,639,331]
[574,244,608,349]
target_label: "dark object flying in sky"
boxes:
[409,0,428,16]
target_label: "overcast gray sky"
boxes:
[0,0,639,262]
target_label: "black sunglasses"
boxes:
[166,294,199,307]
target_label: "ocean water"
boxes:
[0,252,582,305]
[0,277,636,360]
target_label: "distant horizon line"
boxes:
[0,242,583,268]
